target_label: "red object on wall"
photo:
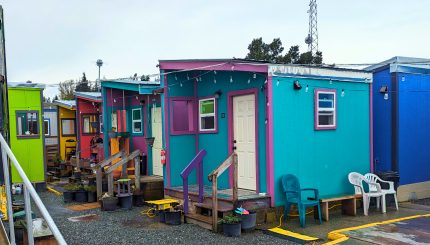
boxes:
[161,149,166,165]
[117,109,127,132]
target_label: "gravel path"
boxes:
[36,192,294,245]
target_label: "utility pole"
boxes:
[305,0,318,56]
[96,59,103,92]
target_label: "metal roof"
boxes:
[74,92,102,101]
[364,56,430,73]
[101,79,160,86]
[8,81,45,89]
[53,100,76,109]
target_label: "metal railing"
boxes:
[0,134,67,245]
[180,150,206,214]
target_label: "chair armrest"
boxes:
[301,188,319,199]
[378,180,395,190]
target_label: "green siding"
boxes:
[8,87,45,183]
[272,76,370,206]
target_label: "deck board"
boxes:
[166,184,268,200]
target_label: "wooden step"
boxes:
[185,213,213,230]
[195,202,234,213]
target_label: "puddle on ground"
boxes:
[68,214,99,222]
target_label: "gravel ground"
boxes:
[31,192,294,245]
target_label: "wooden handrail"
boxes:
[95,151,124,198]
[208,152,238,232]
[180,149,207,214]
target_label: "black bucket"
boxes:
[240,211,257,231]
[63,191,74,203]
[119,195,133,210]
[158,210,166,223]
[101,197,118,211]
[222,223,241,237]
[133,192,144,207]
[87,191,97,203]
[165,211,182,225]
[74,190,88,203]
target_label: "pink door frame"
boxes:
[227,88,260,193]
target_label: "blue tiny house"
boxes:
[159,59,373,207]
[366,56,430,202]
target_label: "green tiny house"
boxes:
[8,83,46,184]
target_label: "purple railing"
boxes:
[180,149,207,214]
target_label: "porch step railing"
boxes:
[0,133,67,245]
[208,152,238,231]
[180,150,206,214]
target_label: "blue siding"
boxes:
[397,72,430,184]
[372,68,393,173]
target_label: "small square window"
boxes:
[61,119,76,136]
[170,98,195,135]
[16,111,39,137]
[132,108,143,134]
[199,98,216,132]
[82,114,99,134]
[315,90,336,130]
[44,119,50,136]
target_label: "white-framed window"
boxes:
[199,98,216,132]
[44,119,50,136]
[132,108,142,133]
[315,89,336,130]
[16,111,39,137]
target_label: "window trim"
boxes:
[169,97,195,135]
[81,113,99,135]
[131,108,143,134]
[198,97,217,133]
[44,118,51,136]
[61,118,77,136]
[314,89,337,130]
[16,110,40,139]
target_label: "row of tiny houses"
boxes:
[158,59,372,207]
[366,56,430,202]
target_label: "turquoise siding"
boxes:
[272,76,370,206]
[166,71,267,190]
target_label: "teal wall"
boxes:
[166,70,268,190]
[272,76,370,206]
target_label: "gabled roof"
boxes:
[53,100,76,110]
[74,92,102,102]
[364,56,430,74]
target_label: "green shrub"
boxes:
[219,215,241,224]
[84,185,97,192]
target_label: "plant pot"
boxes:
[158,210,166,223]
[101,197,118,211]
[63,191,75,203]
[240,211,257,231]
[133,191,144,207]
[74,190,88,203]
[165,210,182,225]
[144,137,155,146]
[118,195,133,210]
[223,223,241,237]
[87,191,97,203]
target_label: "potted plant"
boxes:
[63,183,79,203]
[101,194,118,211]
[84,185,97,203]
[74,184,88,203]
[220,215,241,237]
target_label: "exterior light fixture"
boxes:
[214,90,222,99]
[380,85,389,100]
[293,80,302,90]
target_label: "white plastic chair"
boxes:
[365,173,399,211]
[348,172,385,216]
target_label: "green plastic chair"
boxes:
[281,174,322,227]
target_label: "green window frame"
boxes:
[16,110,40,138]
[132,108,143,134]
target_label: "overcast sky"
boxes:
[2,0,430,84]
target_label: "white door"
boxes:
[151,107,163,176]
[233,94,256,190]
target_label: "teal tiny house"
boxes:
[159,59,373,207]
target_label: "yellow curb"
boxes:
[47,187,62,196]
[323,213,430,244]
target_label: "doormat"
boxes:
[66,202,101,211]
[68,214,99,222]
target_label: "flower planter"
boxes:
[118,195,133,210]
[87,191,97,203]
[165,211,182,225]
[222,223,241,237]
[74,190,88,203]
[101,197,118,211]
[144,137,155,146]
[133,191,144,207]
[240,211,257,231]
[63,191,74,203]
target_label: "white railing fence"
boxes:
[0,134,67,245]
